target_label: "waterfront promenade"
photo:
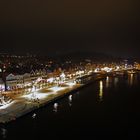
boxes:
[0,70,135,123]
[0,81,82,123]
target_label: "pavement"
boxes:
[0,82,81,123]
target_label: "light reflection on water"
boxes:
[0,128,7,139]
[106,76,109,88]
[127,73,138,86]
[128,74,134,86]
[99,81,103,102]
[53,103,58,112]
[68,95,72,107]
[1,73,140,139]
[114,77,119,87]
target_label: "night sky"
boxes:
[0,0,140,58]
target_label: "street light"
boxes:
[1,65,7,91]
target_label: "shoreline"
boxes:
[0,75,106,124]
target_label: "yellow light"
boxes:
[106,76,109,88]
[130,74,133,86]
[99,81,103,102]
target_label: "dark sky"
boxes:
[0,0,140,58]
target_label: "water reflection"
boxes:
[2,74,140,139]
[106,76,109,88]
[0,128,7,139]
[99,81,103,102]
[114,77,119,87]
[53,103,58,112]
[68,95,72,107]
[128,74,134,86]
[32,113,37,119]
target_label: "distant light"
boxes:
[101,67,112,72]
[47,77,54,83]
[94,68,99,73]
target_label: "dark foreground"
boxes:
[0,73,140,139]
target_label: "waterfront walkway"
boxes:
[0,81,81,123]
[0,73,109,123]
